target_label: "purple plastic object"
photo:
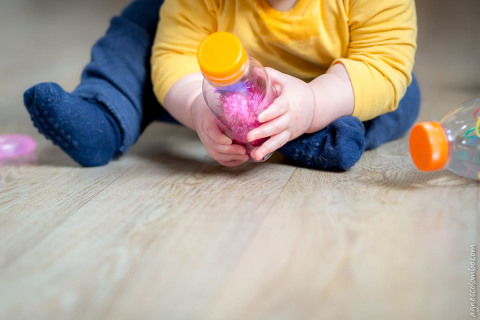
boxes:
[0,134,37,159]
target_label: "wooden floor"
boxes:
[1,0,479,319]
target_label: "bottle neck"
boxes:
[205,58,251,87]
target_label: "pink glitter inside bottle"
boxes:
[197,32,277,161]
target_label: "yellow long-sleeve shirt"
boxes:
[151,0,417,121]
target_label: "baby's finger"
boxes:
[252,131,291,161]
[212,142,246,155]
[213,152,250,163]
[247,116,289,142]
[258,99,288,123]
[205,122,232,145]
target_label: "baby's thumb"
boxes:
[265,67,284,82]
[265,67,285,93]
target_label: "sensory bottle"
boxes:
[409,97,480,180]
[197,32,277,160]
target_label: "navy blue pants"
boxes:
[24,0,420,169]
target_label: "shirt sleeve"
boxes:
[334,0,417,121]
[151,0,219,105]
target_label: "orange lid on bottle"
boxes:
[409,121,449,171]
[197,32,248,84]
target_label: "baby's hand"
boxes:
[247,68,315,161]
[191,98,249,167]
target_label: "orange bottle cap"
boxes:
[409,121,449,171]
[197,32,248,84]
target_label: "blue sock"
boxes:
[24,83,122,167]
[278,116,365,171]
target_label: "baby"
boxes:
[23,0,420,169]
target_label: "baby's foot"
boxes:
[279,116,365,171]
[23,82,121,166]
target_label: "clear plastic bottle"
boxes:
[409,97,480,180]
[197,32,277,160]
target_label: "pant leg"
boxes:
[73,0,167,155]
[363,74,421,150]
